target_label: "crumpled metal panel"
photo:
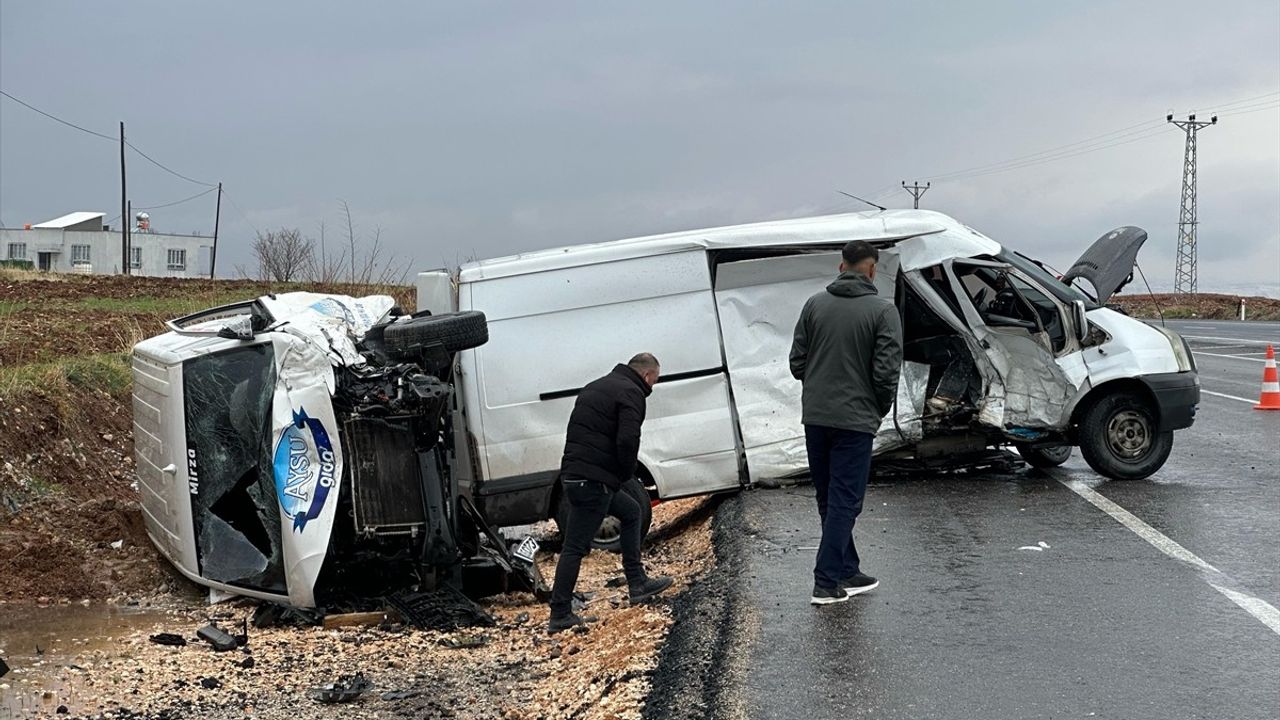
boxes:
[873,361,930,454]
[942,261,1076,429]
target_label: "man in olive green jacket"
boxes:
[789,240,903,605]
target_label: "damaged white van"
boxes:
[422,210,1199,546]
[131,293,544,608]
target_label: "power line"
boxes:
[1216,101,1280,118]
[135,186,218,210]
[0,90,115,141]
[943,126,1176,182]
[125,140,216,187]
[1205,90,1280,112]
[220,189,261,237]
[2,88,217,188]
[920,120,1169,183]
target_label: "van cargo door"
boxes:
[713,251,899,481]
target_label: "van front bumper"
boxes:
[1142,371,1200,431]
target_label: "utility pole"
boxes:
[1167,113,1217,294]
[902,180,930,209]
[210,182,222,279]
[120,121,129,275]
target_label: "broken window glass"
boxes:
[183,345,287,593]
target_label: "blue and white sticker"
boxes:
[273,408,337,532]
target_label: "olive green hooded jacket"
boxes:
[789,271,904,435]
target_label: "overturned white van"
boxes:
[422,210,1199,546]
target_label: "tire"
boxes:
[1015,443,1072,468]
[555,476,653,553]
[1077,392,1173,481]
[384,311,488,356]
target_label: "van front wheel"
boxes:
[1078,393,1173,480]
[555,476,653,553]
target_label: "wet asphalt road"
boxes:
[739,320,1280,720]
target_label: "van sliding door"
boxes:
[713,251,900,481]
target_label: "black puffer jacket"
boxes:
[559,364,651,490]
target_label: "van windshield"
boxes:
[183,344,287,594]
[997,251,1101,310]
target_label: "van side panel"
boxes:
[460,250,739,507]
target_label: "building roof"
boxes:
[459,209,1002,281]
[32,211,106,230]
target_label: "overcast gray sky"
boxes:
[2,1,1277,293]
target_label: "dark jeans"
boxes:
[806,425,874,588]
[549,476,645,618]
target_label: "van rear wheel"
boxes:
[555,476,653,553]
[1078,392,1173,480]
[1015,443,1072,468]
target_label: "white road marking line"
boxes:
[1183,334,1277,347]
[1194,344,1260,351]
[1209,583,1280,636]
[1059,479,1218,573]
[1058,477,1280,638]
[1201,389,1259,404]
[1193,351,1266,363]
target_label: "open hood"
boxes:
[1061,226,1147,304]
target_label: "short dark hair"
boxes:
[628,352,660,372]
[841,240,879,267]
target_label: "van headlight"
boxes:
[1156,327,1196,372]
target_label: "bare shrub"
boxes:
[252,228,314,282]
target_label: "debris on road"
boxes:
[307,672,372,704]
[148,633,187,647]
[438,633,490,649]
[386,585,496,631]
[0,656,8,678]
[196,623,238,652]
[321,610,400,630]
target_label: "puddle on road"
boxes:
[0,603,193,716]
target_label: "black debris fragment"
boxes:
[605,576,627,588]
[56,706,69,714]
[252,602,324,629]
[233,618,249,647]
[149,633,188,647]
[197,624,239,652]
[386,586,495,632]
[238,656,256,669]
[0,656,9,678]
[200,676,222,689]
[308,672,373,704]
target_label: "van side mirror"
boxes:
[1073,300,1089,343]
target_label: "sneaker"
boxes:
[839,572,879,597]
[547,612,597,634]
[628,576,674,604]
[810,584,850,605]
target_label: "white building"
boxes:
[1,211,214,278]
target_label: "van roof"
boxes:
[459,209,1001,281]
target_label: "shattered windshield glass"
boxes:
[184,344,286,594]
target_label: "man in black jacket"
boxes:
[548,353,674,633]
